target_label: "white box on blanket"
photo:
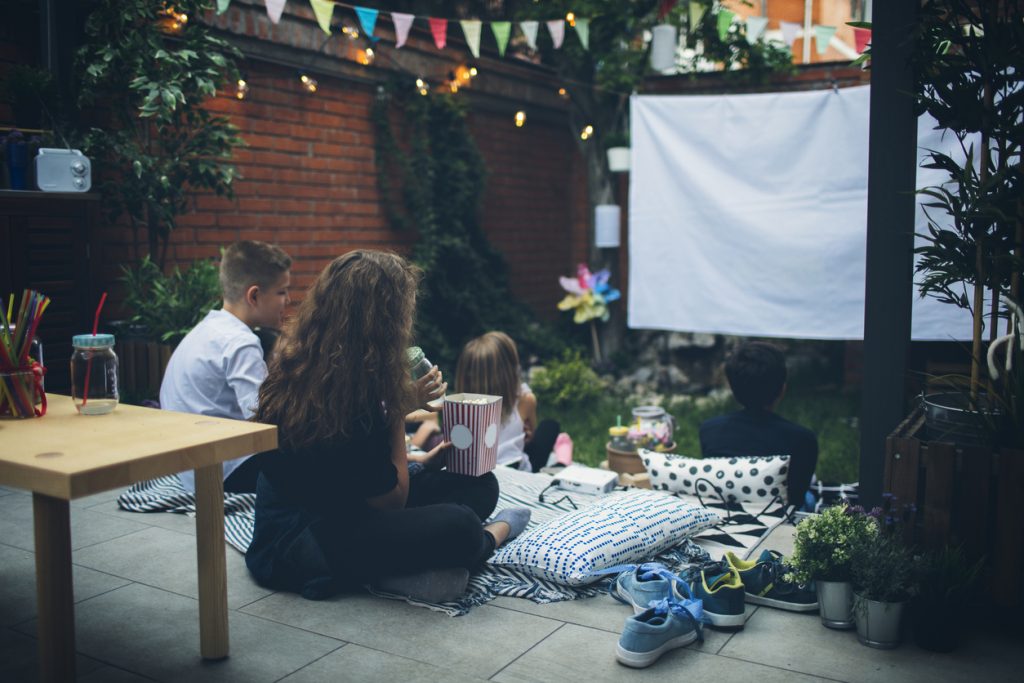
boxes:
[442,393,502,476]
[552,464,619,496]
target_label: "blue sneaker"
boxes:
[616,596,704,668]
[609,563,672,614]
[725,550,819,613]
[680,562,746,628]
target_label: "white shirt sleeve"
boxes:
[224,339,267,419]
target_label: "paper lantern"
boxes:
[650,24,678,72]
[595,204,621,248]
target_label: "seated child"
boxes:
[699,341,818,506]
[455,331,560,473]
[159,240,292,493]
[245,251,529,602]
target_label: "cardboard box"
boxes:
[442,393,502,476]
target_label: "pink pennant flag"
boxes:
[392,12,414,48]
[546,19,565,49]
[853,27,872,54]
[429,17,448,49]
[265,0,285,24]
[779,20,801,47]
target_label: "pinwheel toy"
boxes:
[557,264,620,361]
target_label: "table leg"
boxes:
[33,493,75,682]
[194,464,229,660]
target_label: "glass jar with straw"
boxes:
[70,293,118,416]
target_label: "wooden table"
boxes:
[0,396,277,682]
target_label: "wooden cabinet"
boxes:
[0,190,98,393]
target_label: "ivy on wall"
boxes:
[372,79,567,369]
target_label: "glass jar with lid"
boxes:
[70,333,119,415]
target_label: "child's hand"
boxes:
[413,365,447,410]
[409,440,450,471]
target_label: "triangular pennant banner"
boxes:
[520,20,539,50]
[310,0,333,35]
[658,1,679,21]
[460,20,482,58]
[217,0,230,15]
[853,27,872,54]
[491,21,511,57]
[779,20,801,47]
[745,16,768,44]
[716,9,735,41]
[689,1,706,28]
[265,0,285,24]
[546,19,565,49]
[813,24,837,55]
[392,12,414,48]
[429,17,448,49]
[574,18,590,50]
[355,7,378,39]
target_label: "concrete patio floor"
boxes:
[1,482,1020,682]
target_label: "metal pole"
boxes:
[860,0,918,508]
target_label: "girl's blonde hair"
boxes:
[455,331,520,420]
[256,250,421,449]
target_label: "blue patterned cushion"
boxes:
[488,489,721,586]
[640,449,790,506]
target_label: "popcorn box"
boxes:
[442,393,503,476]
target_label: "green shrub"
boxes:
[532,349,607,410]
[121,254,221,345]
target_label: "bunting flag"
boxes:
[716,9,735,41]
[814,24,837,55]
[491,21,511,57]
[392,12,414,48]
[520,20,539,50]
[546,19,565,49]
[310,0,333,35]
[574,17,590,50]
[658,1,679,21]
[744,16,768,44]
[217,0,230,15]
[429,17,448,49]
[265,0,286,24]
[460,20,482,58]
[779,20,801,47]
[853,27,872,54]
[355,6,378,39]
[689,1,706,28]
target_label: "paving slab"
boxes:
[722,601,1024,683]
[0,493,149,552]
[78,664,155,682]
[71,488,125,509]
[87,499,199,536]
[72,526,272,609]
[0,542,130,627]
[241,590,560,679]
[279,642,488,683]
[0,625,106,682]
[17,582,343,683]
[492,622,830,682]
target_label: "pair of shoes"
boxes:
[374,567,470,603]
[611,561,746,628]
[724,550,819,612]
[616,595,704,668]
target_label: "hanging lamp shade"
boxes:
[650,24,678,72]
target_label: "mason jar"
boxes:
[70,333,119,415]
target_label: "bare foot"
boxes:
[485,521,510,546]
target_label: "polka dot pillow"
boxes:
[488,489,720,586]
[640,449,790,506]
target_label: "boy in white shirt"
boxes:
[160,240,292,493]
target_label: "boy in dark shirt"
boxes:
[699,342,818,507]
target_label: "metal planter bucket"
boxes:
[854,594,906,649]
[921,392,1006,446]
[816,580,854,629]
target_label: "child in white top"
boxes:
[159,240,292,492]
[454,331,559,472]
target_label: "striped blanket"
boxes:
[117,467,786,616]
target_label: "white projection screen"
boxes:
[628,86,976,341]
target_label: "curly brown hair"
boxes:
[256,250,421,449]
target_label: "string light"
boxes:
[156,5,189,34]
[469,66,478,77]
[514,110,527,127]
[299,73,318,94]
[235,79,249,100]
[566,12,576,27]
[580,124,594,140]
[558,87,568,98]
[341,25,360,40]
[415,77,429,96]
[357,48,375,65]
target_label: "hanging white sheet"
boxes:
[628,86,976,341]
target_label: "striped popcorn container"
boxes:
[442,393,503,476]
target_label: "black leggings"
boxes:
[524,418,561,472]
[324,470,500,585]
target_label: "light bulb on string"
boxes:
[235,79,249,100]
[357,48,375,65]
[415,78,429,96]
[558,87,568,98]
[566,12,576,27]
[341,25,360,40]
[514,110,526,127]
[580,124,594,140]
[299,73,318,94]
[469,66,478,77]
[156,5,189,34]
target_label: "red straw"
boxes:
[81,292,108,407]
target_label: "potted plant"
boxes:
[849,512,915,649]
[604,130,631,173]
[788,503,876,629]
[910,543,983,652]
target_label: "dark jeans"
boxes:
[324,470,500,585]
[525,418,560,472]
